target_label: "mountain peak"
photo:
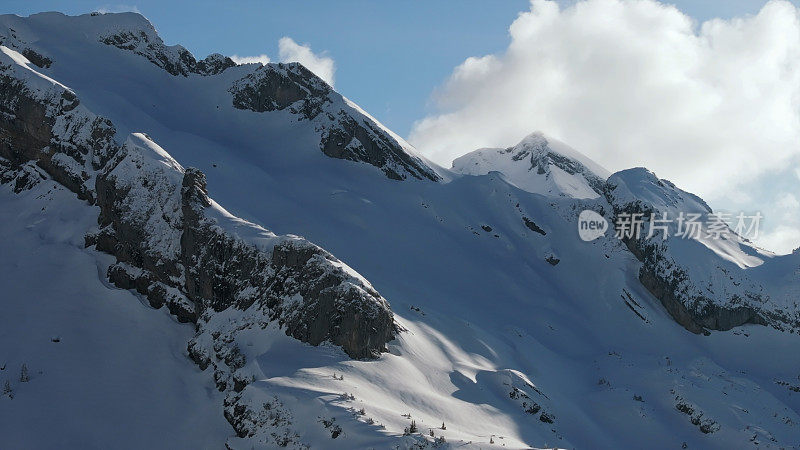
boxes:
[515,130,549,148]
[451,131,608,199]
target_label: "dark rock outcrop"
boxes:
[605,169,796,334]
[522,216,546,235]
[20,48,52,69]
[1,54,397,438]
[176,168,395,359]
[100,29,235,76]
[0,55,395,363]
[318,112,439,181]
[0,63,117,202]
[230,62,330,117]
[93,137,395,361]
[229,62,441,182]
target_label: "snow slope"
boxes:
[0,173,231,448]
[1,11,799,449]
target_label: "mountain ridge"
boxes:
[2,11,800,449]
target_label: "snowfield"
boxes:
[0,11,799,449]
[0,179,231,449]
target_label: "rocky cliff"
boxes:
[0,42,396,438]
[98,14,236,76]
[605,168,799,335]
[229,62,442,182]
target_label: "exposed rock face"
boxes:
[270,239,395,356]
[0,61,117,203]
[100,29,235,76]
[674,395,720,434]
[93,135,395,361]
[194,53,237,76]
[229,62,441,182]
[222,389,307,448]
[230,62,330,116]
[636,262,708,335]
[318,111,439,181]
[0,47,395,363]
[177,166,395,359]
[631,236,769,334]
[523,216,546,235]
[505,372,556,425]
[20,48,51,68]
[605,168,797,334]
[0,26,53,69]
[0,40,398,442]
[518,133,607,195]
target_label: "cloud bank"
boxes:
[409,0,800,253]
[278,37,336,87]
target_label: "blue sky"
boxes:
[3,1,787,136]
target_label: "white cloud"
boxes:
[756,225,800,254]
[229,38,336,87]
[230,54,271,66]
[278,37,335,87]
[776,192,800,210]
[761,191,800,253]
[95,4,140,14]
[409,0,800,201]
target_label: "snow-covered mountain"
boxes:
[1,11,800,449]
[606,167,799,335]
[452,131,610,199]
